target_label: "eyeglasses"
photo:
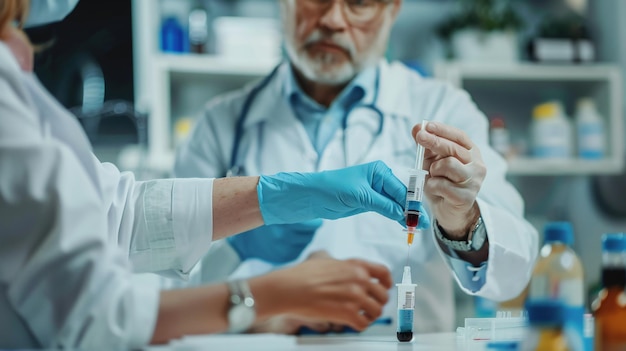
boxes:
[299,0,393,25]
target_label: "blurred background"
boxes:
[25,0,626,327]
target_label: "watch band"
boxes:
[227,279,256,333]
[434,216,487,252]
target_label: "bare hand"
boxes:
[256,258,391,332]
[412,121,486,238]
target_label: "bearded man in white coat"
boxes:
[174,0,538,333]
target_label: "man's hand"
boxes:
[412,121,486,238]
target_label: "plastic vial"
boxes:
[531,101,573,159]
[592,233,626,351]
[519,300,582,351]
[490,117,511,158]
[575,98,605,159]
[396,266,417,342]
[188,2,209,54]
[160,17,186,53]
[528,222,584,348]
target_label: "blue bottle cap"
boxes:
[544,222,574,246]
[602,233,626,253]
[525,300,565,326]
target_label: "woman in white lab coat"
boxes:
[0,1,409,348]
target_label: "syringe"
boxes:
[405,120,429,248]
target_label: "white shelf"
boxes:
[156,54,279,76]
[434,62,624,176]
[435,62,621,82]
[507,157,623,176]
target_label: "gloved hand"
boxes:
[227,220,322,263]
[257,161,407,226]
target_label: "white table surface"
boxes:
[147,332,471,351]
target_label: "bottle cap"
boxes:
[533,102,561,120]
[576,97,595,111]
[602,233,626,253]
[525,300,565,326]
[490,117,506,129]
[544,222,574,246]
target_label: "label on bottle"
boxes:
[529,276,584,307]
[578,122,604,159]
[490,129,510,156]
[533,121,572,158]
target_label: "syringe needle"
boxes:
[406,246,410,266]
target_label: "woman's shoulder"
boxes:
[0,42,23,77]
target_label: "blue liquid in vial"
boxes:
[397,309,414,342]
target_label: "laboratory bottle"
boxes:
[519,300,582,351]
[531,101,573,159]
[490,117,511,158]
[160,17,186,53]
[575,98,605,159]
[188,1,209,54]
[528,222,585,348]
[591,233,626,351]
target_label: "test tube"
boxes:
[396,266,417,342]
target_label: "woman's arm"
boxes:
[150,258,392,343]
[211,176,264,240]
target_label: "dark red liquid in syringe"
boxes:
[406,211,420,228]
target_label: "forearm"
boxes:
[151,285,228,343]
[150,274,283,344]
[212,176,264,241]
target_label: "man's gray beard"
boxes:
[297,55,357,85]
[285,43,385,86]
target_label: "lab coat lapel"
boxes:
[377,60,415,119]
[238,64,318,176]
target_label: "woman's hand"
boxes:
[250,258,392,332]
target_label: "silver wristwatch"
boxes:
[434,216,487,252]
[226,279,256,333]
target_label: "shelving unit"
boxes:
[130,0,624,177]
[129,0,280,175]
[435,62,624,176]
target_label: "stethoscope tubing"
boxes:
[228,63,384,176]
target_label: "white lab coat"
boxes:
[0,44,215,349]
[175,61,539,332]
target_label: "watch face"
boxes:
[229,304,256,331]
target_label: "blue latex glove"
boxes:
[226,220,322,263]
[258,161,408,226]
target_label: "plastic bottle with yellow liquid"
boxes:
[528,222,585,350]
[592,233,626,351]
[519,300,581,351]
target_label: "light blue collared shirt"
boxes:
[283,65,377,155]
[282,64,488,293]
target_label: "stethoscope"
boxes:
[226,63,386,177]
